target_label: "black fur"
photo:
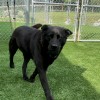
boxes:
[9,24,72,100]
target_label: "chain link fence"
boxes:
[79,0,100,41]
[0,0,25,40]
[0,0,100,41]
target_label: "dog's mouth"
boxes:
[48,50,59,58]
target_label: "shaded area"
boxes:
[48,52,100,100]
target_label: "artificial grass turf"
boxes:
[0,41,100,100]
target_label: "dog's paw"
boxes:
[10,63,15,68]
[28,79,35,83]
[47,96,54,100]
[23,76,35,83]
[29,77,35,83]
[23,76,29,81]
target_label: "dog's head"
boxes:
[41,25,73,58]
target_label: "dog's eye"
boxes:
[50,34,54,38]
[57,35,60,39]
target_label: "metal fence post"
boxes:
[24,0,30,26]
[45,0,49,24]
[74,0,83,41]
[31,0,35,24]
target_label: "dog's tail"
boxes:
[32,24,42,29]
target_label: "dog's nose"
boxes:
[51,44,58,50]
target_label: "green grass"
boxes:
[0,40,100,100]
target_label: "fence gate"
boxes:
[75,0,100,41]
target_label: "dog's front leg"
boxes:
[34,56,53,100]
[37,65,54,100]
[31,44,54,100]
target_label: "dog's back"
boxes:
[14,24,41,47]
[11,23,42,45]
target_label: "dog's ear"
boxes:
[32,23,42,29]
[64,29,73,37]
[41,25,49,31]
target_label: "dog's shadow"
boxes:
[48,53,100,100]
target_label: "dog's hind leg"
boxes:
[9,38,18,68]
[22,55,30,81]
[29,68,38,82]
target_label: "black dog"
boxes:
[9,24,72,100]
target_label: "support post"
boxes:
[31,0,35,24]
[45,0,49,24]
[74,0,83,41]
[24,0,30,26]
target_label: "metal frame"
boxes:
[31,0,100,42]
